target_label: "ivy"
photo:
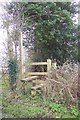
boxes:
[8,58,18,91]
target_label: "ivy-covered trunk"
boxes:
[8,58,18,91]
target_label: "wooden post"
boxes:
[47,59,51,78]
[19,32,23,80]
[46,59,51,96]
[52,62,57,70]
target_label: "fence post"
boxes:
[47,59,51,78]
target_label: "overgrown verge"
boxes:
[1,61,79,118]
[2,92,78,118]
[45,61,78,105]
[2,75,78,118]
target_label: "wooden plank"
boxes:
[31,84,45,90]
[28,62,47,65]
[21,76,39,82]
[28,72,47,75]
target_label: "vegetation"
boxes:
[0,1,79,119]
[2,96,78,118]
[2,76,78,118]
[27,2,78,63]
[8,58,18,91]
[1,60,79,118]
[5,2,78,64]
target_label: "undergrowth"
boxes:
[1,61,79,118]
[2,94,78,118]
[2,78,78,118]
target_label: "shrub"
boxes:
[46,61,78,104]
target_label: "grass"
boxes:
[1,75,79,118]
[2,93,78,118]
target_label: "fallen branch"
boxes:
[67,88,75,101]
[46,78,64,86]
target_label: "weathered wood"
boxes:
[21,76,39,82]
[47,59,51,78]
[31,84,45,90]
[24,59,52,77]
[52,62,57,69]
[29,62,47,65]
[28,72,47,76]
